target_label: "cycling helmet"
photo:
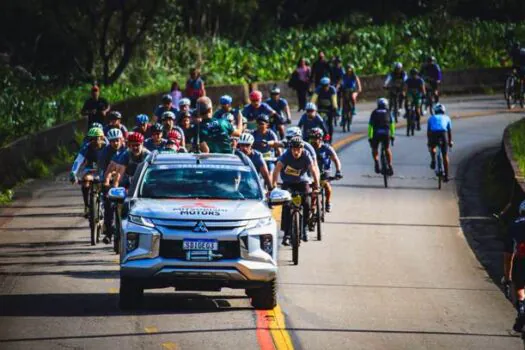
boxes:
[162,111,176,120]
[320,77,331,86]
[289,136,304,148]
[410,68,419,76]
[428,55,436,63]
[377,98,389,109]
[309,127,324,139]
[286,126,302,139]
[151,123,164,133]
[346,64,355,71]
[162,94,173,103]
[520,200,525,215]
[271,86,281,95]
[238,133,255,146]
[135,114,149,125]
[257,114,270,124]
[109,111,122,120]
[87,127,104,138]
[91,122,103,130]
[220,95,233,105]
[249,90,263,102]
[107,128,123,140]
[127,132,144,144]
[167,129,182,141]
[305,102,317,111]
[433,103,446,114]
[179,98,191,107]
[393,62,403,70]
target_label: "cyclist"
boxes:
[144,123,167,151]
[185,67,206,108]
[252,114,280,172]
[197,96,242,153]
[272,136,320,244]
[368,98,395,175]
[99,128,126,244]
[311,77,338,142]
[80,122,105,147]
[69,127,107,217]
[242,90,277,131]
[153,94,178,124]
[308,128,342,213]
[298,102,329,142]
[330,56,345,117]
[384,62,407,122]
[163,129,184,153]
[341,64,362,120]
[420,56,442,105]
[236,133,272,190]
[104,132,150,188]
[161,111,186,148]
[132,114,152,139]
[177,98,192,120]
[427,103,453,182]
[213,95,236,120]
[103,111,128,139]
[177,111,195,151]
[403,68,426,130]
[510,42,522,72]
[81,85,110,127]
[265,86,291,138]
[281,127,318,163]
[503,200,525,333]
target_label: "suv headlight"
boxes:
[126,232,140,252]
[128,214,155,228]
[259,234,273,255]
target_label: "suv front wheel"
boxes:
[250,279,277,310]
[119,277,144,310]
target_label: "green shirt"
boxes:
[199,117,234,154]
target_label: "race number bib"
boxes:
[284,165,301,177]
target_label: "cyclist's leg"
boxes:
[280,184,292,245]
[103,196,114,242]
[371,137,380,173]
[441,135,450,180]
[324,181,333,210]
[512,261,525,331]
[327,112,334,142]
[301,182,311,239]
[351,92,358,115]
[415,94,422,129]
[384,135,393,170]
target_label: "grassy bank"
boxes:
[509,118,525,176]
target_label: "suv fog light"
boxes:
[126,232,140,252]
[259,234,273,255]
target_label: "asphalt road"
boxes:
[0,95,523,349]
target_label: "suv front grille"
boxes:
[159,239,240,260]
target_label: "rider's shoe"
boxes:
[443,174,449,183]
[388,166,394,176]
[513,316,525,333]
[326,203,332,213]
[281,235,290,246]
[416,123,421,131]
[83,206,89,218]
[301,231,309,242]
[102,235,111,244]
[374,161,380,174]
[308,222,315,232]
[430,160,436,169]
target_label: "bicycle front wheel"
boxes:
[381,149,388,188]
[89,189,97,246]
[316,196,322,241]
[291,211,300,265]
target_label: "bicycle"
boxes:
[341,89,355,132]
[388,86,403,123]
[318,110,334,143]
[405,101,417,137]
[504,70,524,109]
[285,189,305,265]
[435,140,452,190]
[87,170,104,246]
[380,139,394,188]
[318,176,339,224]
[424,79,437,114]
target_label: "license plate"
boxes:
[183,239,218,251]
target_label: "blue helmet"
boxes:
[377,98,388,109]
[305,102,317,111]
[433,103,446,114]
[320,77,330,86]
[135,114,149,125]
[220,95,233,105]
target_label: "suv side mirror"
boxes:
[268,188,291,206]
[108,187,127,203]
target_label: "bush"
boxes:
[27,159,51,179]
[509,118,525,176]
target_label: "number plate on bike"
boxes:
[292,195,302,206]
[183,239,218,251]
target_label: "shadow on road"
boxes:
[325,220,460,229]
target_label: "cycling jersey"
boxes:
[312,86,338,111]
[330,66,345,84]
[314,144,336,173]
[252,129,278,155]
[185,78,205,99]
[506,217,525,257]
[98,144,125,174]
[298,113,328,140]
[199,118,235,154]
[405,77,425,91]
[265,98,288,125]
[213,108,238,121]
[246,149,266,173]
[71,142,108,177]
[103,125,129,139]
[421,63,442,82]
[342,74,358,90]
[303,141,317,161]
[427,114,452,132]
[153,105,178,121]
[144,138,167,151]
[113,148,151,179]
[384,71,407,87]
[278,150,314,184]
[368,108,395,138]
[132,124,152,139]
[242,103,276,129]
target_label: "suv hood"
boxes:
[130,198,271,221]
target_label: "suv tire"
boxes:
[250,279,277,310]
[119,277,144,310]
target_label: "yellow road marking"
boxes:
[266,305,294,350]
[109,287,118,294]
[113,258,119,264]
[162,342,178,350]
[144,326,158,333]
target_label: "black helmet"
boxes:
[152,123,163,133]
[256,114,270,124]
[410,68,419,76]
[289,136,304,148]
[162,94,173,103]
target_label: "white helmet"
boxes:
[238,133,254,146]
[107,128,123,140]
[520,200,525,215]
[433,103,446,114]
[286,126,302,139]
[305,102,317,111]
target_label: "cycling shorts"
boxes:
[407,90,423,106]
[512,259,525,289]
[428,131,449,154]
[370,133,390,150]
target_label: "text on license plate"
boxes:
[183,239,218,251]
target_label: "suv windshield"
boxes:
[139,164,262,200]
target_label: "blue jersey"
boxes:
[99,144,125,173]
[113,148,151,178]
[242,103,276,129]
[278,149,314,184]
[330,66,344,84]
[405,77,425,91]
[298,114,328,140]
[153,105,178,120]
[252,129,278,155]
[342,74,358,90]
[78,143,107,168]
[314,144,336,172]
[265,98,288,125]
[144,138,167,151]
[427,114,451,132]
[247,150,266,173]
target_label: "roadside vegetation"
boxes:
[509,118,525,175]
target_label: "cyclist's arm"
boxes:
[421,80,427,95]
[356,76,362,93]
[447,118,452,144]
[297,115,305,128]
[284,103,292,121]
[329,152,342,172]
[235,110,243,130]
[436,65,442,83]
[272,161,283,188]
[331,93,338,110]
[504,226,515,281]
[310,93,319,104]
[309,161,320,189]
[367,122,374,140]
[199,141,210,153]
[384,75,391,88]
[319,116,329,136]
[259,162,273,190]
[71,153,86,179]
[389,119,396,137]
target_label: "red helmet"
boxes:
[167,129,182,141]
[127,132,144,144]
[249,90,262,102]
